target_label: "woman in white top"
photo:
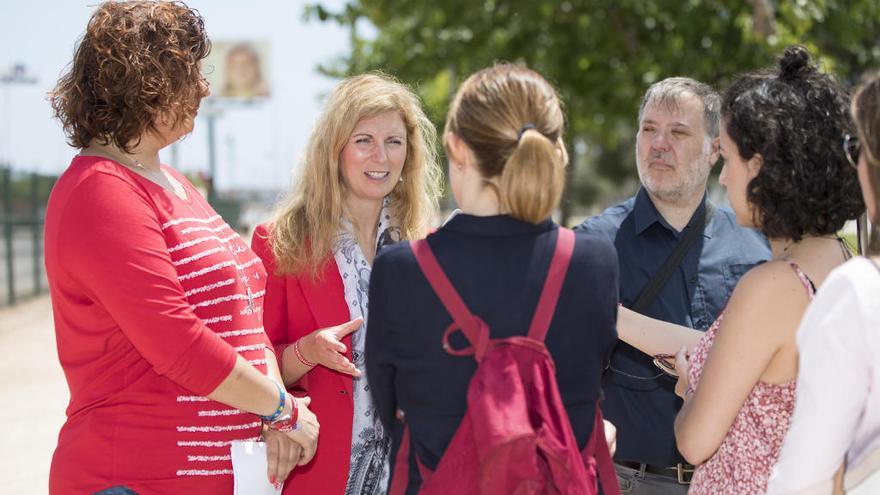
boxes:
[767,73,880,494]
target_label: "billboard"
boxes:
[203,40,271,101]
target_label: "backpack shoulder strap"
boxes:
[388,425,411,495]
[411,239,483,349]
[528,227,576,342]
[584,404,622,495]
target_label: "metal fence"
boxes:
[0,166,54,306]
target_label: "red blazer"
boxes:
[251,223,354,495]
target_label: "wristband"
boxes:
[288,393,299,426]
[293,338,317,368]
[259,380,287,423]
[266,393,299,432]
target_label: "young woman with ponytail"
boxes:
[365,63,620,493]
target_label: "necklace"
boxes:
[178,178,257,314]
[781,235,846,260]
[86,148,188,201]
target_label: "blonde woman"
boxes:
[251,73,442,495]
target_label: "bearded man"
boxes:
[576,77,770,494]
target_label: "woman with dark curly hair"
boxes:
[45,2,325,493]
[768,73,880,495]
[614,45,863,494]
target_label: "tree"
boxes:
[306,0,880,223]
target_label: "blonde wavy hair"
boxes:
[269,73,442,278]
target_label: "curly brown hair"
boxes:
[50,1,210,152]
[722,45,864,241]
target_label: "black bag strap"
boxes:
[630,202,714,313]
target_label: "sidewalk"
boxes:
[0,295,68,494]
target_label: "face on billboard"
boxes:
[204,41,271,100]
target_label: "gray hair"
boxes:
[638,77,720,138]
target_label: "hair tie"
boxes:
[517,123,536,142]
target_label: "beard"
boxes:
[636,144,713,206]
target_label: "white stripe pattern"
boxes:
[179,260,235,281]
[178,258,260,282]
[176,469,234,476]
[168,235,220,253]
[168,233,240,254]
[162,215,221,230]
[216,327,264,338]
[198,408,245,417]
[184,278,236,297]
[177,437,260,448]
[248,359,268,366]
[177,421,261,433]
[202,315,233,325]
[236,257,262,271]
[177,395,211,402]
[173,247,225,267]
[235,343,266,353]
[190,290,265,310]
[187,455,233,462]
[181,224,231,235]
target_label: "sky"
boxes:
[0,0,351,192]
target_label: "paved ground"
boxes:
[0,295,67,494]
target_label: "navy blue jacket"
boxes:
[367,214,619,493]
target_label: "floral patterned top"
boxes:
[334,201,400,495]
[686,262,813,495]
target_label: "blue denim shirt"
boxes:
[576,187,770,466]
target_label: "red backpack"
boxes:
[389,227,620,495]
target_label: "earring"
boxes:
[399,176,404,183]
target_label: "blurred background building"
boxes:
[0,0,350,306]
[1,0,879,307]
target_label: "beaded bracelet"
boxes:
[260,380,288,423]
[293,338,317,368]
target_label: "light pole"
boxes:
[200,97,223,205]
[1,63,37,305]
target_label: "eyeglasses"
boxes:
[844,134,861,169]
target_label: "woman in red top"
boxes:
[45,2,322,493]
[251,73,443,494]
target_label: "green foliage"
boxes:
[305,0,880,216]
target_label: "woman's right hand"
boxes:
[285,396,320,465]
[298,318,363,376]
[673,347,691,399]
[263,427,301,488]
